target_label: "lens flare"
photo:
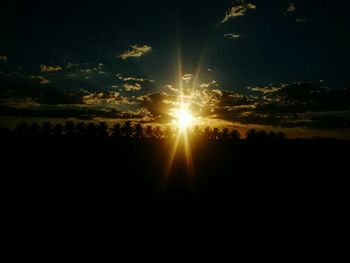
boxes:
[174,106,194,131]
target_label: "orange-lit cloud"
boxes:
[83,91,135,105]
[221,2,256,24]
[182,74,193,82]
[124,83,142,91]
[118,45,152,60]
[40,64,62,72]
[117,73,154,83]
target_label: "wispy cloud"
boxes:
[65,62,105,78]
[182,74,193,82]
[224,33,240,39]
[29,75,50,84]
[118,45,152,60]
[0,54,7,62]
[200,80,218,88]
[221,1,256,24]
[117,73,154,83]
[83,91,135,106]
[40,64,62,72]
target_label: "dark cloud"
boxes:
[214,82,350,129]
[1,69,349,130]
[0,80,83,105]
[83,91,135,106]
[29,75,50,84]
[138,92,173,118]
[0,104,143,120]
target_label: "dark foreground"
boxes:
[2,135,349,255]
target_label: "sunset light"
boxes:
[174,106,194,131]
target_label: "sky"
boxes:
[0,0,350,138]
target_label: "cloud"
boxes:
[221,2,256,24]
[116,73,154,83]
[124,83,142,91]
[200,80,218,88]
[224,33,240,39]
[65,62,106,79]
[29,75,50,84]
[167,84,179,93]
[182,74,193,82]
[0,55,7,62]
[0,104,128,120]
[286,3,296,13]
[0,97,40,109]
[138,92,174,119]
[116,73,155,92]
[0,79,84,105]
[40,65,62,72]
[83,91,135,106]
[248,86,283,94]
[118,45,152,60]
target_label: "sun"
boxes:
[173,105,194,131]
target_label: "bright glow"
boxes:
[174,106,194,131]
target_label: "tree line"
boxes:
[0,121,290,141]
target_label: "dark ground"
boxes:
[2,135,349,256]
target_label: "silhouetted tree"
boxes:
[277,132,287,140]
[145,125,153,138]
[65,122,76,137]
[41,122,52,136]
[192,126,200,138]
[256,130,268,141]
[16,123,29,136]
[134,123,143,139]
[164,126,173,139]
[86,123,97,137]
[53,124,63,136]
[76,122,86,136]
[154,126,163,139]
[204,127,211,140]
[97,122,108,137]
[122,121,133,138]
[230,129,241,141]
[111,123,121,138]
[268,131,277,141]
[0,125,9,137]
[213,128,220,140]
[246,129,257,141]
[29,123,39,136]
[220,128,230,140]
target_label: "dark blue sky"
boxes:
[1,0,350,91]
[1,0,350,137]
